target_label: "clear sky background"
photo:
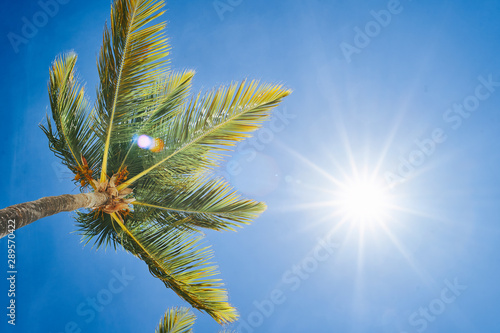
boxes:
[1,0,500,332]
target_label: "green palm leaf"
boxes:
[155,307,195,333]
[111,213,239,324]
[112,69,195,176]
[117,80,291,190]
[154,307,238,333]
[133,176,266,232]
[40,53,100,187]
[146,70,195,126]
[75,209,118,249]
[95,0,170,182]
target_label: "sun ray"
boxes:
[376,221,435,286]
[277,142,345,187]
[273,119,450,310]
[334,115,361,181]
[371,110,407,177]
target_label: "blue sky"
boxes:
[1,0,500,332]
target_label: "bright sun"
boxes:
[281,141,398,227]
[337,178,391,223]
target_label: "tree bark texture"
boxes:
[0,192,109,239]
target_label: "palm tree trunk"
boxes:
[0,192,109,239]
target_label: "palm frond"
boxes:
[109,69,195,175]
[40,52,100,188]
[75,209,120,249]
[95,0,170,182]
[146,70,195,127]
[110,213,239,324]
[133,176,266,232]
[155,307,195,333]
[117,80,291,190]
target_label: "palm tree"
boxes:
[0,0,289,326]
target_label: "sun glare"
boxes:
[337,178,391,223]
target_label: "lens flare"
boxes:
[136,134,164,152]
[150,138,165,152]
[137,135,153,149]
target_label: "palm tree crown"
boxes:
[39,0,290,325]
